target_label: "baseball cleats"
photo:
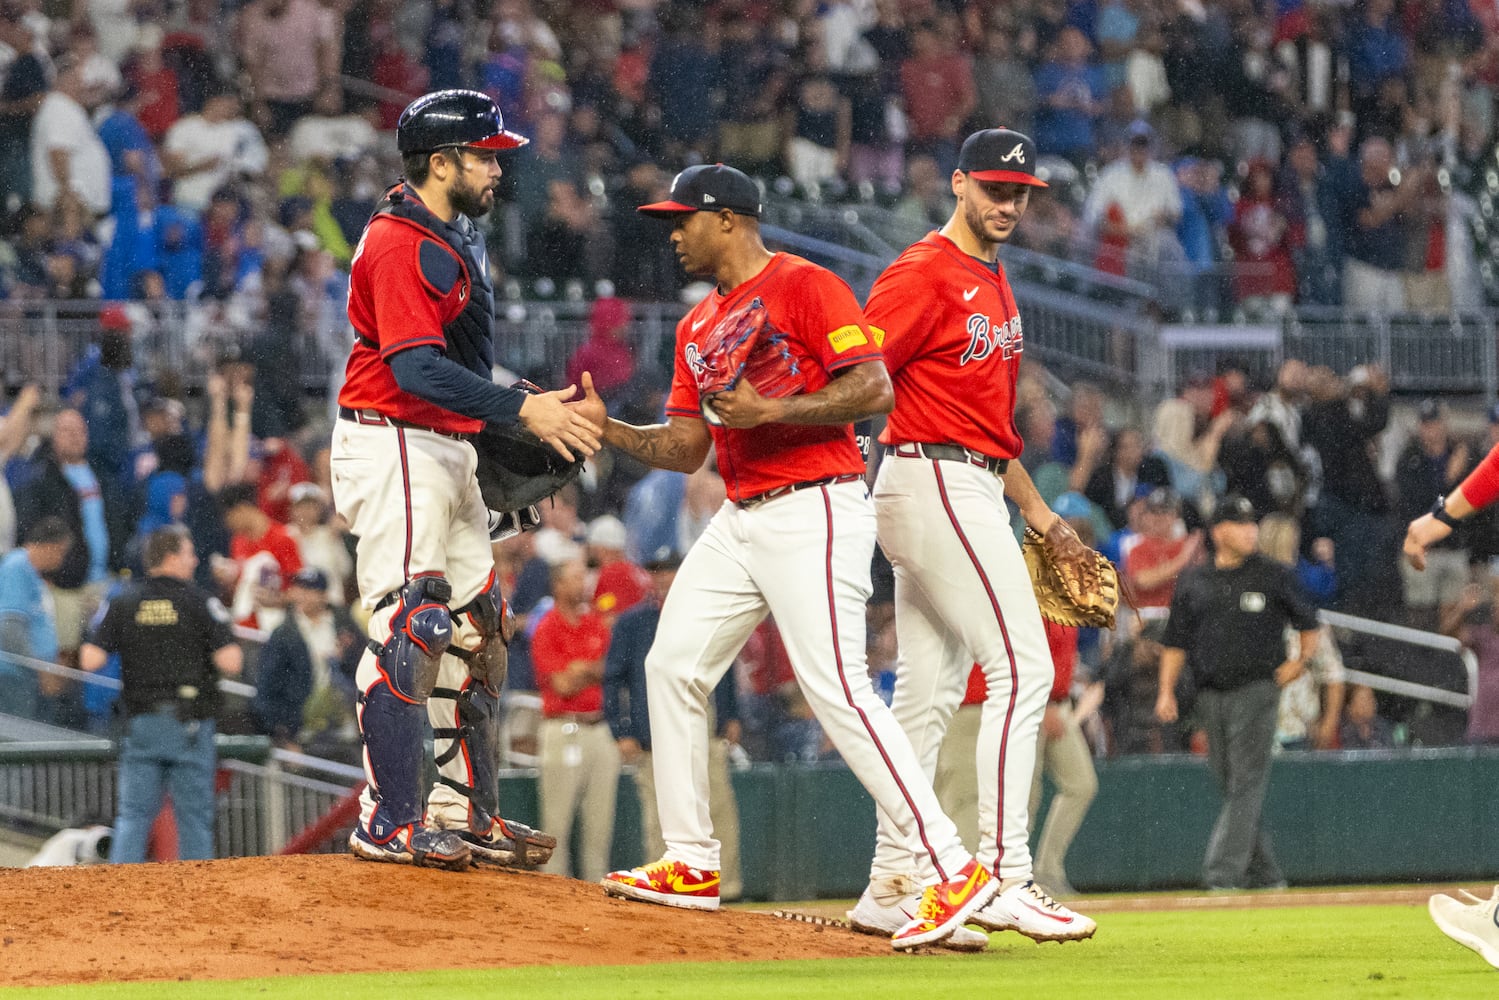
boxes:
[849,876,990,952]
[448,818,557,869]
[1429,886,1499,969]
[349,823,471,871]
[891,859,998,952]
[602,857,721,911]
[969,879,1097,942]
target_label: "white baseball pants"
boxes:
[869,455,1053,884]
[645,480,973,882]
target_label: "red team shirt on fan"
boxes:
[664,253,882,501]
[594,559,649,616]
[230,523,304,587]
[865,232,1026,460]
[531,607,612,717]
[338,194,481,436]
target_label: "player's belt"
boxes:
[338,406,472,442]
[736,472,863,510]
[889,442,1009,476]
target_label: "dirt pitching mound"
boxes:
[0,854,888,987]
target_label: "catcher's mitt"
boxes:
[1022,520,1120,629]
[473,387,584,514]
[692,296,805,424]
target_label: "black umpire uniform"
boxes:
[1160,494,1319,890]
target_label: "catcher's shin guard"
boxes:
[356,673,429,841]
[428,679,555,867]
[369,576,454,702]
[449,570,512,689]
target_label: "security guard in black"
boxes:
[91,561,235,719]
[1162,541,1319,691]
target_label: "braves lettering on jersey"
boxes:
[665,253,881,500]
[865,233,1025,459]
[339,185,485,435]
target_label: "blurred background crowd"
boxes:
[0,0,1496,320]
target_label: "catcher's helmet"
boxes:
[397,89,529,153]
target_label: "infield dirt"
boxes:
[0,854,888,987]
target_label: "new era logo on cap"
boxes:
[638,164,762,218]
[958,129,1048,188]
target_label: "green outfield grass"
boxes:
[3,903,1493,999]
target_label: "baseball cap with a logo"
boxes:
[957,128,1049,188]
[637,163,763,218]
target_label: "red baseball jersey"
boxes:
[664,253,881,501]
[865,232,1025,459]
[338,205,480,435]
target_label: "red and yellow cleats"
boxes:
[891,860,998,951]
[602,857,721,911]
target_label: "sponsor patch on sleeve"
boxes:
[867,325,885,347]
[827,324,869,353]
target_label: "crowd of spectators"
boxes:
[0,0,1496,329]
[1020,356,1498,756]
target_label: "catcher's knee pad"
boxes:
[430,681,501,830]
[449,571,513,690]
[369,576,453,703]
[357,680,428,837]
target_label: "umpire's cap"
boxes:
[397,89,528,153]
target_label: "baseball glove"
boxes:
[692,296,805,424]
[473,384,584,514]
[1022,520,1120,629]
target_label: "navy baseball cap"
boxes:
[1209,494,1258,526]
[957,129,1048,188]
[638,164,762,218]
[290,567,329,591]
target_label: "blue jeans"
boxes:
[113,711,218,863]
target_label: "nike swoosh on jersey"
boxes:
[692,317,708,330]
[963,286,979,301]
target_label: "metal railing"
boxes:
[0,297,690,404]
[1319,609,1476,711]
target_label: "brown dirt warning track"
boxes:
[0,854,1462,987]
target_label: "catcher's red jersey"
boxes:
[339,212,481,436]
[665,253,881,501]
[865,232,1025,459]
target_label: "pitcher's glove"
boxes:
[694,296,804,424]
[1022,519,1120,629]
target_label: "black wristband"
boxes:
[1432,494,1460,528]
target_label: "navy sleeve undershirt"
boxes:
[389,345,527,426]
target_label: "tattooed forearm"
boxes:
[604,417,711,473]
[774,360,895,426]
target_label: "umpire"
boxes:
[81,525,242,863]
[1155,494,1319,891]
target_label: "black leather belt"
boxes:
[890,442,1008,476]
[737,472,863,510]
[338,406,472,442]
